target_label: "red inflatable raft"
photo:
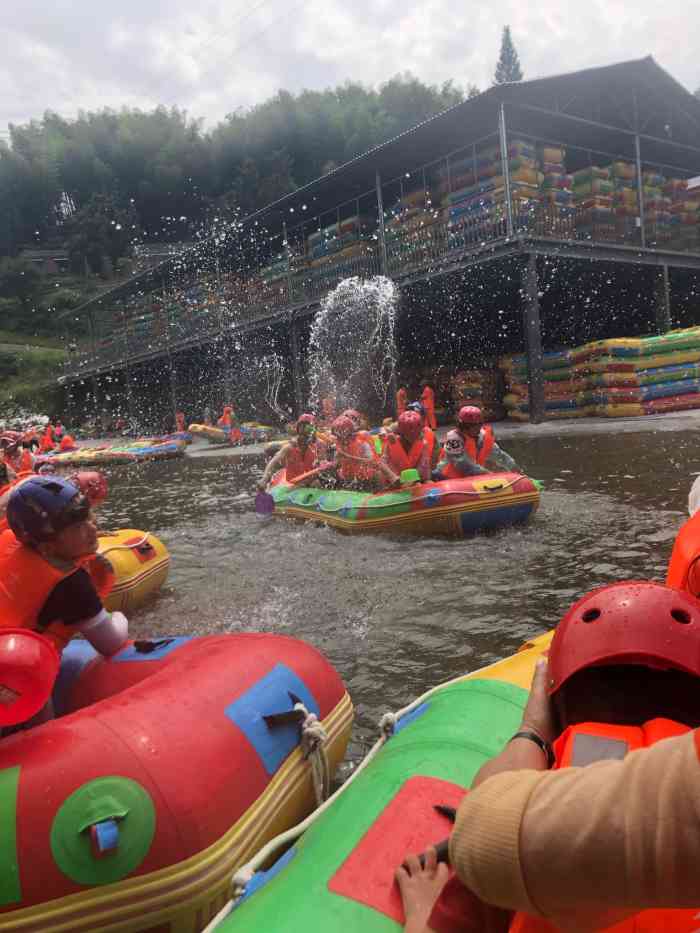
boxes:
[0,634,353,933]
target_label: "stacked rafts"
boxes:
[668,179,700,252]
[501,351,586,421]
[501,326,700,420]
[574,327,700,417]
[453,369,505,421]
[572,166,615,241]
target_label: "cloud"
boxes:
[2,0,699,133]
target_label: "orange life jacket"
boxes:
[59,435,75,452]
[39,429,55,453]
[667,512,700,598]
[337,436,379,482]
[435,459,463,480]
[384,434,431,480]
[421,386,435,409]
[463,424,495,466]
[510,718,695,933]
[286,441,317,481]
[217,409,233,428]
[18,449,34,473]
[0,529,111,652]
[396,388,408,416]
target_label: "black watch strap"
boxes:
[510,729,555,768]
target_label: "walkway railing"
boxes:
[62,198,699,378]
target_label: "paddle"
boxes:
[255,461,334,515]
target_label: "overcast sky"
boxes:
[2,0,700,134]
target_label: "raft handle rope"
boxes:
[97,532,151,557]
[202,652,517,932]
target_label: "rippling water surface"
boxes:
[97,428,698,763]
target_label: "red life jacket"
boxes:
[384,434,430,480]
[464,425,495,466]
[286,441,317,481]
[435,460,463,480]
[175,412,186,432]
[510,718,696,933]
[0,529,112,652]
[667,512,700,598]
[337,436,379,482]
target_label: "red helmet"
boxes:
[548,581,700,696]
[67,471,108,507]
[296,413,316,434]
[397,411,423,442]
[458,405,483,425]
[331,415,355,440]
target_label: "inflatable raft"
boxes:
[211,632,551,932]
[36,440,186,467]
[0,633,353,933]
[190,423,278,445]
[268,471,540,537]
[98,528,170,612]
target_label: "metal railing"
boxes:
[62,194,700,378]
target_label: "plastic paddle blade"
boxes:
[255,491,275,515]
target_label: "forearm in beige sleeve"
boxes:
[450,730,700,916]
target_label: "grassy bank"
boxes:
[0,344,67,412]
[0,330,65,349]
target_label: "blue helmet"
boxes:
[407,401,425,417]
[7,476,89,545]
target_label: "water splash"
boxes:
[308,276,397,419]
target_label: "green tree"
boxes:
[65,194,139,276]
[494,26,524,85]
[0,256,42,307]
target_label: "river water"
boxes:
[96,426,697,768]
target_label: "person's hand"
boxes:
[257,479,267,492]
[395,847,448,933]
[519,657,557,746]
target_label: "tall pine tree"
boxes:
[494,26,523,84]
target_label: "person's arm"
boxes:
[257,444,289,490]
[454,454,490,476]
[38,569,129,657]
[486,443,519,473]
[450,724,700,926]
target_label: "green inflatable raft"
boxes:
[208,633,551,932]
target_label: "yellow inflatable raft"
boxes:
[98,529,170,612]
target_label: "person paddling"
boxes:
[398,581,700,933]
[257,414,320,491]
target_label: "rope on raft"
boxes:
[201,653,516,932]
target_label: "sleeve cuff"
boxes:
[449,770,543,913]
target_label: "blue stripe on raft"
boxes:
[112,637,192,662]
[224,663,320,775]
[459,503,534,534]
[394,702,430,734]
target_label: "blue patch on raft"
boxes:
[459,503,533,534]
[224,663,320,775]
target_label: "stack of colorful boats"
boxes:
[501,324,700,420]
[269,470,539,537]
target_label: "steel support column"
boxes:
[289,316,304,416]
[634,134,646,249]
[498,104,514,238]
[283,221,294,304]
[375,171,389,276]
[522,253,545,423]
[655,264,672,333]
[124,361,136,426]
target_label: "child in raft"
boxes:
[397,581,700,933]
